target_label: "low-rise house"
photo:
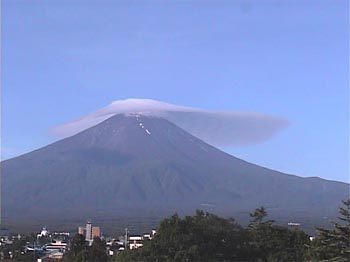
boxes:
[129,236,143,249]
[45,239,68,252]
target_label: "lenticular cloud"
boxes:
[52,98,288,147]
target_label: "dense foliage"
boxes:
[248,207,310,261]
[115,200,350,262]
[0,234,38,261]
[62,235,110,262]
[309,199,350,262]
[4,199,348,261]
[115,209,310,262]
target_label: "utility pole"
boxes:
[33,239,35,262]
[124,228,128,250]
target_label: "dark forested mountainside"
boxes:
[1,114,348,229]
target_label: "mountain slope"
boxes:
[1,114,348,227]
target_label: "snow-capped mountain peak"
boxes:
[52,98,288,147]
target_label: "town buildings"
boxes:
[77,221,101,245]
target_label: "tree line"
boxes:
[115,199,350,262]
[10,198,346,261]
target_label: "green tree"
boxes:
[62,233,88,262]
[115,210,250,262]
[114,208,311,262]
[249,207,274,228]
[312,198,350,262]
[248,206,275,261]
[89,236,109,262]
[10,237,27,259]
[13,252,35,262]
[248,206,309,262]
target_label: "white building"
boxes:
[85,221,92,241]
[129,236,143,249]
[45,239,68,252]
[37,227,50,238]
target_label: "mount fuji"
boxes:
[1,100,348,231]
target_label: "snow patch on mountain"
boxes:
[52,98,288,147]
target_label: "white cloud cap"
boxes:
[52,98,288,147]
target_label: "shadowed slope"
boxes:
[1,114,348,227]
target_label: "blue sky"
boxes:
[2,0,349,182]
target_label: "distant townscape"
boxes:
[0,199,349,262]
[1,100,349,261]
[0,219,156,261]
[3,0,348,258]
